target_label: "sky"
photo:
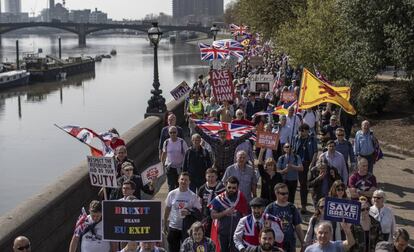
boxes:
[16,0,233,20]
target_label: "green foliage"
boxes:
[224,0,306,39]
[357,84,390,114]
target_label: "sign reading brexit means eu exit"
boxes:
[210,69,234,102]
[87,156,117,188]
[324,197,361,224]
[102,200,162,242]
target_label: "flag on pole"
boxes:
[73,207,88,236]
[55,124,114,156]
[298,68,356,115]
[229,24,249,36]
[198,43,229,61]
[213,39,245,61]
[194,119,255,140]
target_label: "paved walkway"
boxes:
[152,151,414,247]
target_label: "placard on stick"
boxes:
[210,69,234,102]
[102,200,162,242]
[324,197,361,224]
[170,81,191,100]
[281,91,296,103]
[256,132,279,150]
[87,156,117,188]
[141,163,163,185]
[249,74,274,92]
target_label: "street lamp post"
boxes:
[210,24,220,41]
[145,22,167,117]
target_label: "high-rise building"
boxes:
[172,0,223,21]
[4,0,21,14]
[50,0,55,9]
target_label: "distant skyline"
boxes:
[5,0,234,20]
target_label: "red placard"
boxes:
[209,69,235,102]
[281,91,296,102]
[256,131,279,150]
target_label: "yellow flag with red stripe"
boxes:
[298,68,356,115]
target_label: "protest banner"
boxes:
[170,81,191,101]
[249,74,274,92]
[250,56,264,68]
[210,69,234,102]
[87,156,117,188]
[324,197,361,224]
[102,200,162,242]
[281,91,296,103]
[256,131,279,150]
[141,163,163,185]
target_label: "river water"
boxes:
[0,34,208,215]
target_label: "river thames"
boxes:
[0,34,208,215]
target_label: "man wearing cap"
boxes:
[195,126,254,179]
[234,197,284,251]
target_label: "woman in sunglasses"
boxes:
[304,198,327,246]
[369,190,396,242]
[327,180,349,241]
[350,198,383,252]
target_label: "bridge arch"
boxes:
[0,23,79,36]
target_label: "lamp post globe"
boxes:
[210,24,220,41]
[146,22,166,116]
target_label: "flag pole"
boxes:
[287,67,304,164]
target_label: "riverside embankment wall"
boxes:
[0,98,185,252]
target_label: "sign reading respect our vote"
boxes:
[170,81,191,100]
[324,197,361,224]
[102,200,162,242]
[87,156,117,188]
[256,131,279,150]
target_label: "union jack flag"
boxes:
[213,39,245,60]
[198,43,228,61]
[229,24,249,36]
[193,119,255,140]
[55,124,114,157]
[73,207,88,236]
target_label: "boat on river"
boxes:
[23,54,95,82]
[0,70,30,90]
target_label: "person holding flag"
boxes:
[210,176,249,252]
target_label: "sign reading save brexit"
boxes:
[87,156,117,188]
[103,200,162,242]
[324,197,361,224]
[210,69,234,102]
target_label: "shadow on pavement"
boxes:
[378,182,414,198]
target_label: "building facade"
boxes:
[172,0,223,24]
[4,0,21,14]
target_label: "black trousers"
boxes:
[166,166,179,191]
[167,227,183,252]
[219,232,237,252]
[299,161,311,209]
[285,180,297,204]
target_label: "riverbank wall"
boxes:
[0,98,185,252]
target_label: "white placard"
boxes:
[87,156,117,188]
[141,163,164,185]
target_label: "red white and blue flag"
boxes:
[314,66,335,86]
[213,39,245,60]
[193,119,255,140]
[55,124,114,157]
[229,24,249,36]
[198,43,229,61]
[73,207,88,236]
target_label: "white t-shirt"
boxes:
[163,138,188,168]
[80,216,111,252]
[302,110,319,129]
[165,188,202,230]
